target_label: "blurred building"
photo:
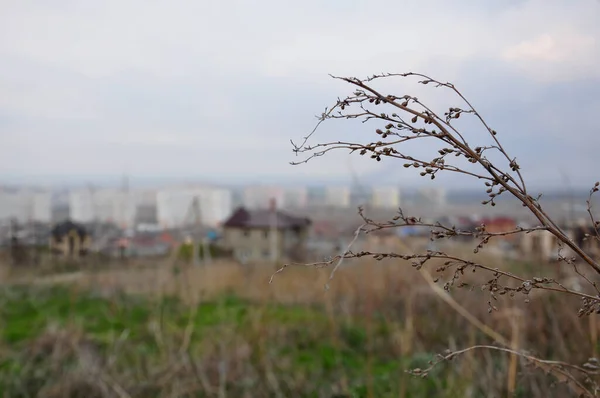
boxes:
[68,188,137,228]
[283,186,308,209]
[242,185,285,209]
[306,186,327,207]
[0,190,52,223]
[93,190,137,228]
[221,200,311,263]
[156,186,232,228]
[325,186,351,208]
[417,187,447,207]
[371,186,401,209]
[49,220,91,257]
[68,190,95,223]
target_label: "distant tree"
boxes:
[276,72,600,396]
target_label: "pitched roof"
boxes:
[223,207,311,229]
[51,220,88,239]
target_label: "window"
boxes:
[243,230,250,237]
[263,230,269,239]
[263,249,270,258]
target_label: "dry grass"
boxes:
[0,248,596,397]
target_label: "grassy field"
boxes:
[0,251,596,397]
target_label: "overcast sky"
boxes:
[1,0,599,190]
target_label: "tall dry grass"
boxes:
[0,248,596,397]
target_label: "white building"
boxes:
[31,193,52,222]
[325,186,351,208]
[0,191,52,223]
[156,187,232,228]
[243,185,285,209]
[68,190,95,223]
[417,187,447,207]
[130,189,158,207]
[283,186,308,209]
[94,190,137,228]
[69,189,137,227]
[371,186,401,209]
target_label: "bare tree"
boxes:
[277,72,600,397]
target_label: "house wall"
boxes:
[223,227,281,262]
[282,227,309,262]
[49,234,92,257]
[222,226,308,263]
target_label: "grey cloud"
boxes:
[341,57,600,189]
[0,0,599,189]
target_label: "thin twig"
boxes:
[325,223,366,291]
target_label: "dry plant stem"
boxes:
[292,72,600,275]
[179,304,198,355]
[290,247,599,304]
[99,373,132,398]
[325,224,365,290]
[281,70,600,395]
[587,184,600,243]
[410,345,596,398]
[507,315,521,396]
[268,223,365,286]
[557,243,600,295]
[419,267,508,346]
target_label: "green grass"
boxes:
[0,285,477,397]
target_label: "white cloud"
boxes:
[502,32,598,82]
